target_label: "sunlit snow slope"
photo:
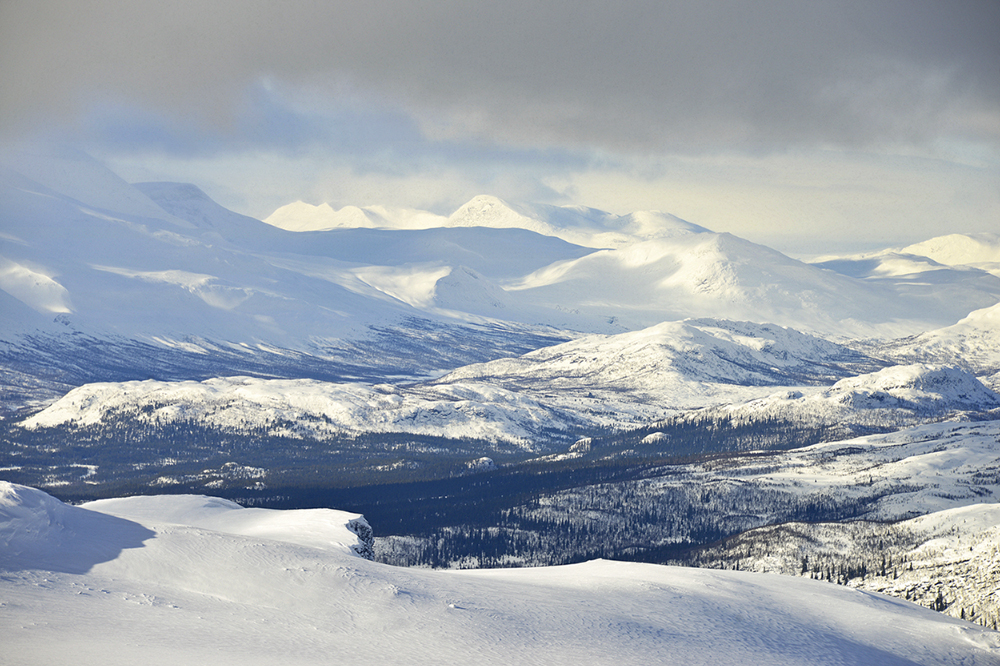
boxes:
[2,482,997,666]
[5,146,999,355]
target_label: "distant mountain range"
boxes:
[4,147,1000,356]
[4,145,1000,441]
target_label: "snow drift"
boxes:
[2,482,997,665]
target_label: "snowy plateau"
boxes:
[2,146,1000,663]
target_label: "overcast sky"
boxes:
[2,0,997,254]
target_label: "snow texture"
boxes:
[2,481,997,665]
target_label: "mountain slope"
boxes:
[3,482,997,665]
[508,232,1000,336]
[870,303,1000,390]
[902,232,1000,276]
[695,364,1000,436]
[16,319,880,446]
[435,318,879,414]
[686,503,1000,630]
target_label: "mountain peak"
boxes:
[448,195,552,234]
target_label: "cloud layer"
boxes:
[4,1,998,153]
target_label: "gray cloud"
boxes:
[2,0,998,155]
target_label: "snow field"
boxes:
[2,482,998,665]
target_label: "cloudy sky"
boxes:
[2,0,997,254]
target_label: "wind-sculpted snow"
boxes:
[0,482,155,574]
[2,482,998,665]
[83,492,374,559]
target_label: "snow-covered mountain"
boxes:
[269,194,1000,338]
[4,145,999,400]
[3,481,997,665]
[689,364,1000,437]
[510,231,1000,337]
[902,232,1000,276]
[871,303,1000,388]
[265,194,709,249]
[813,231,1000,275]
[16,318,884,445]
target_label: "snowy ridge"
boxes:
[434,318,877,417]
[19,319,881,442]
[266,193,709,249]
[699,364,1000,434]
[83,493,373,559]
[875,303,1000,383]
[2,481,998,665]
[20,376,586,446]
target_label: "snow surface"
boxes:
[2,482,997,665]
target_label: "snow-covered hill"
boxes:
[871,303,1000,389]
[694,364,1000,436]
[2,482,997,665]
[432,318,880,424]
[902,232,1000,277]
[19,375,583,446]
[21,324,1000,449]
[687,503,1000,630]
[17,319,883,445]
